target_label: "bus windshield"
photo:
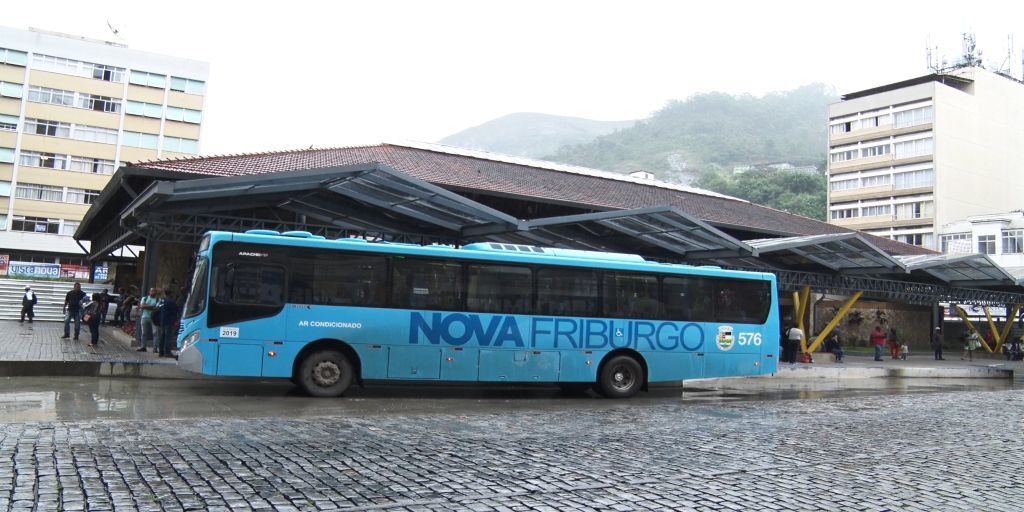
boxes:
[183,257,209,318]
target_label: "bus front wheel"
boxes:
[597,355,643,398]
[297,350,354,397]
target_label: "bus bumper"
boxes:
[177,344,205,374]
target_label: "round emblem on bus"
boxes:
[716,326,735,351]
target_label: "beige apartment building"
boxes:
[826,66,1024,250]
[0,26,208,273]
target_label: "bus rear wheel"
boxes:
[297,350,353,397]
[598,355,643,398]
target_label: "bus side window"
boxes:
[466,264,532,315]
[537,268,598,317]
[392,258,462,311]
[663,276,714,323]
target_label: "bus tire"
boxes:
[597,355,643,398]
[296,350,353,397]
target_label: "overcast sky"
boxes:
[5,0,1024,155]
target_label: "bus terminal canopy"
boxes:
[76,142,1024,306]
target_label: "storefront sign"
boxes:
[93,266,109,281]
[0,255,8,276]
[61,264,91,280]
[8,261,61,278]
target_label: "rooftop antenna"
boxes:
[106,19,124,41]
[960,32,982,68]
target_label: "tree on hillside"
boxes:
[695,169,827,220]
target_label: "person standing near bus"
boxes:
[888,327,901,360]
[157,288,179,358]
[783,323,803,364]
[62,283,87,340]
[931,327,945,360]
[870,325,887,361]
[136,288,161,352]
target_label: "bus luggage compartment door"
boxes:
[478,350,559,382]
[387,346,442,379]
[217,343,264,376]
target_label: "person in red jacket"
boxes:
[888,327,901,360]
[870,325,887,361]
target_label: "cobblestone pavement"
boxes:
[0,320,168,363]
[1,384,1022,511]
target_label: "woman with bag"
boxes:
[963,331,981,361]
[83,293,102,348]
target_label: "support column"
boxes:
[141,238,160,297]
[954,305,992,353]
[808,291,863,353]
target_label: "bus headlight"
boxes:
[182,330,201,348]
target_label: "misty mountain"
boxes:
[440,112,635,159]
[544,84,836,181]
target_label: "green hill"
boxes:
[545,84,836,177]
[440,112,635,159]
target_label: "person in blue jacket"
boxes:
[157,288,180,358]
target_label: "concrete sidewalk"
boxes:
[0,319,197,378]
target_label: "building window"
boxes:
[893,105,933,128]
[0,180,10,196]
[129,70,167,88]
[77,94,121,113]
[11,216,60,234]
[894,169,934,189]
[859,114,890,129]
[165,106,202,123]
[126,100,163,118]
[1002,230,1023,254]
[19,151,68,170]
[163,136,199,154]
[897,233,932,247]
[830,178,858,191]
[24,118,72,137]
[0,147,14,163]
[0,81,24,99]
[862,205,891,217]
[170,77,206,95]
[60,220,80,236]
[830,121,852,135]
[15,183,64,202]
[860,174,890,188]
[0,114,16,131]
[895,201,934,220]
[0,214,6,230]
[65,187,100,205]
[977,235,996,255]
[893,138,933,158]
[32,54,124,83]
[0,47,29,66]
[940,233,970,253]
[122,131,159,149]
[830,148,858,163]
[860,144,891,158]
[69,156,116,174]
[27,86,75,106]
[831,208,859,220]
[71,124,119,144]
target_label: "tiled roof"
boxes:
[133,142,934,256]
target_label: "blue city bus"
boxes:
[177,230,780,398]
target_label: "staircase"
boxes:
[0,278,117,322]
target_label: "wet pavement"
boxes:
[0,320,170,364]
[0,376,1022,511]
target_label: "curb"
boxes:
[683,364,1013,388]
[0,360,213,379]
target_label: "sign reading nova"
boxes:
[176,230,780,398]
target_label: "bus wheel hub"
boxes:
[312,361,341,386]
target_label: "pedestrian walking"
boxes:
[20,286,37,323]
[899,341,909,360]
[931,327,945,360]
[782,323,803,364]
[157,288,179,358]
[62,283,87,340]
[99,289,111,325]
[136,288,161,352]
[82,293,102,347]
[870,325,887,361]
[888,327,901,359]
[963,331,981,361]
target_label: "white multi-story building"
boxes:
[940,211,1024,277]
[826,66,1024,250]
[0,26,208,273]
